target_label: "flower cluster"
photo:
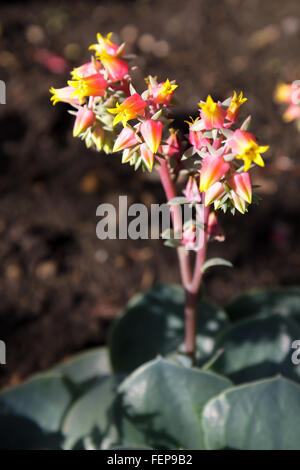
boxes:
[50,32,269,225]
[184,93,268,214]
[50,33,177,167]
[275,81,300,129]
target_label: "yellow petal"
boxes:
[258,145,269,154]
[113,114,123,126]
[243,158,252,172]
[253,153,265,167]
[107,106,120,115]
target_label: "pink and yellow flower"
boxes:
[207,211,225,242]
[73,107,96,137]
[149,79,177,105]
[230,190,246,214]
[283,105,300,122]
[274,83,294,104]
[113,127,141,152]
[97,50,129,82]
[50,86,81,105]
[121,147,137,165]
[140,119,163,153]
[186,117,209,149]
[162,129,181,159]
[140,143,154,171]
[70,60,101,78]
[275,82,300,123]
[68,73,108,100]
[89,32,124,57]
[229,129,269,171]
[199,95,226,130]
[226,91,247,123]
[184,176,201,203]
[108,94,147,126]
[204,182,226,206]
[228,172,252,204]
[182,224,197,250]
[91,122,105,151]
[199,155,230,192]
[189,129,209,149]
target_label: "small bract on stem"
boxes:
[50,32,269,362]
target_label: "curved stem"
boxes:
[190,205,209,292]
[157,158,209,362]
[157,158,192,287]
[184,205,209,362]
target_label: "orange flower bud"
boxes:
[140,143,155,171]
[204,182,226,207]
[73,107,96,137]
[228,172,252,204]
[199,155,230,192]
[140,119,163,154]
[113,127,140,152]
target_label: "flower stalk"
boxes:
[157,157,209,362]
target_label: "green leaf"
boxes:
[203,376,300,450]
[225,287,300,323]
[240,115,252,131]
[54,347,111,386]
[222,97,232,106]
[189,119,205,132]
[206,143,217,155]
[211,314,300,383]
[129,83,137,95]
[163,238,180,248]
[151,109,163,120]
[0,373,73,449]
[223,153,235,162]
[167,197,188,205]
[161,228,174,240]
[109,284,229,373]
[182,147,195,160]
[220,127,234,138]
[201,257,233,273]
[62,376,122,450]
[203,131,214,138]
[212,129,218,140]
[115,358,232,450]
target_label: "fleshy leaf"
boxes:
[203,377,300,450]
[201,257,233,273]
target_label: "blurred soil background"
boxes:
[1,0,300,387]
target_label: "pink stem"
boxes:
[190,205,209,292]
[157,157,209,362]
[184,205,209,360]
[157,158,192,288]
